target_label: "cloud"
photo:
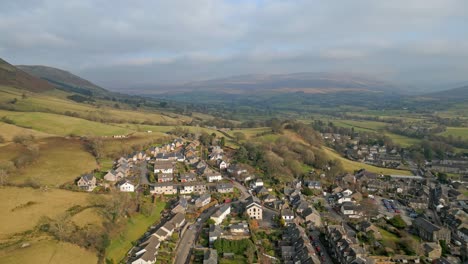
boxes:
[0,0,467,89]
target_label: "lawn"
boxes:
[0,186,98,237]
[7,137,98,186]
[106,201,167,263]
[323,147,412,175]
[0,239,98,264]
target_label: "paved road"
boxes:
[309,229,333,264]
[223,175,250,201]
[174,206,218,264]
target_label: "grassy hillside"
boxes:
[0,240,98,264]
[0,59,54,92]
[322,147,412,175]
[0,187,96,236]
[5,138,98,186]
[0,86,191,126]
[17,65,108,95]
[0,110,132,136]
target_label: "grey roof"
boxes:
[203,249,218,264]
[170,213,185,226]
[413,217,441,233]
[81,174,95,181]
[209,224,223,238]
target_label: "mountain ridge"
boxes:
[16,65,108,95]
[0,58,55,92]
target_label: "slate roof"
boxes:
[413,217,441,233]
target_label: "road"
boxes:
[223,175,250,201]
[174,206,218,264]
[309,228,333,264]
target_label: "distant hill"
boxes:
[423,85,468,101]
[16,65,108,96]
[132,72,398,95]
[0,58,54,92]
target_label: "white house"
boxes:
[154,161,173,174]
[341,202,356,215]
[246,201,263,220]
[206,172,223,183]
[118,180,135,192]
[342,189,353,196]
[210,204,231,225]
[281,208,294,222]
[251,179,264,188]
[218,160,228,170]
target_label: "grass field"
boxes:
[106,201,166,262]
[0,186,99,237]
[0,86,191,125]
[0,122,53,141]
[102,132,170,158]
[5,137,98,186]
[72,207,104,228]
[439,127,468,140]
[227,127,271,139]
[0,239,98,264]
[0,110,133,136]
[323,147,412,175]
[384,132,421,147]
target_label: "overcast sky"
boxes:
[1,0,468,90]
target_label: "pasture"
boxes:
[323,147,412,175]
[0,239,98,264]
[6,137,98,186]
[0,187,98,237]
[439,127,468,141]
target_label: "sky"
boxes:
[1,0,468,90]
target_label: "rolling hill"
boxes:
[424,85,468,101]
[0,58,54,92]
[129,72,398,95]
[17,64,108,96]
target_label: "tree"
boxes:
[388,215,407,229]
[219,137,226,147]
[85,137,104,160]
[233,132,246,142]
[0,169,9,186]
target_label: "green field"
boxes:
[384,132,421,147]
[106,201,166,262]
[439,127,468,140]
[0,239,98,264]
[0,86,192,125]
[0,122,53,142]
[0,110,132,136]
[323,147,412,175]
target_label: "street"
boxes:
[174,206,218,264]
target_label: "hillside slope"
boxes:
[0,58,54,92]
[17,65,108,95]
[424,85,468,101]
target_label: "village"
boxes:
[73,132,468,264]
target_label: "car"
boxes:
[197,218,202,222]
